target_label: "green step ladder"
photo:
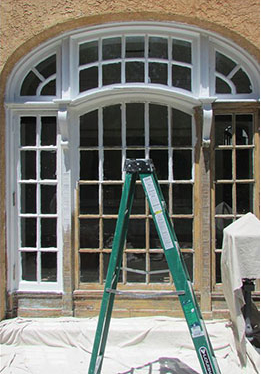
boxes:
[88,159,221,374]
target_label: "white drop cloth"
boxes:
[0,316,259,373]
[221,213,260,366]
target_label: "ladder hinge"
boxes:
[124,158,154,173]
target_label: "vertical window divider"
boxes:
[232,114,237,217]
[144,35,149,84]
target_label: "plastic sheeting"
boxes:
[221,213,260,366]
[0,316,259,373]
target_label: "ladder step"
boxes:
[121,267,169,275]
[106,288,185,299]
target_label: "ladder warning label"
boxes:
[143,176,161,213]
[199,347,215,374]
[155,212,174,250]
[143,176,174,250]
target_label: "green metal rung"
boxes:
[88,159,222,374]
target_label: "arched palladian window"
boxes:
[5,23,259,315]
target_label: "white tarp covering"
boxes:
[0,316,259,373]
[221,213,260,366]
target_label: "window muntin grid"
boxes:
[77,102,194,286]
[213,113,255,284]
[18,116,59,284]
[78,35,193,94]
[215,51,252,95]
[20,54,57,96]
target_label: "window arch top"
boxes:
[7,23,259,103]
[78,35,193,94]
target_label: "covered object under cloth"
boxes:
[221,212,260,367]
[0,316,259,374]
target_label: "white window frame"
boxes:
[5,22,260,293]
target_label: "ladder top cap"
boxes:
[124,159,155,173]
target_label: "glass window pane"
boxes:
[216,52,236,76]
[21,71,41,96]
[132,184,145,214]
[21,218,37,247]
[103,219,116,249]
[20,117,36,146]
[215,77,231,94]
[126,219,145,249]
[80,185,99,214]
[215,150,232,180]
[215,115,233,146]
[231,68,252,93]
[172,184,192,214]
[126,36,144,58]
[80,67,98,92]
[149,37,168,59]
[20,184,36,213]
[173,150,192,180]
[172,109,192,146]
[126,103,144,146]
[215,184,232,213]
[103,105,121,146]
[236,115,253,145]
[41,117,56,146]
[21,252,37,281]
[127,253,146,282]
[104,150,122,180]
[236,149,253,179]
[172,39,191,63]
[41,252,57,282]
[80,253,99,282]
[237,183,253,214]
[182,252,193,281]
[102,37,121,60]
[149,104,168,146]
[172,65,191,91]
[150,253,169,283]
[41,80,56,96]
[80,150,99,180]
[40,151,56,179]
[172,218,192,248]
[79,41,98,65]
[41,218,57,247]
[21,151,36,180]
[103,185,122,214]
[102,63,121,86]
[80,110,98,147]
[80,219,99,248]
[36,55,56,79]
[126,62,144,83]
[215,218,233,249]
[150,150,168,180]
[126,149,145,159]
[41,185,56,214]
[149,63,167,85]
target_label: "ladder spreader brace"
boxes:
[88,159,222,374]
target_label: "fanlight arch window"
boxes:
[20,54,57,96]
[11,23,259,102]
